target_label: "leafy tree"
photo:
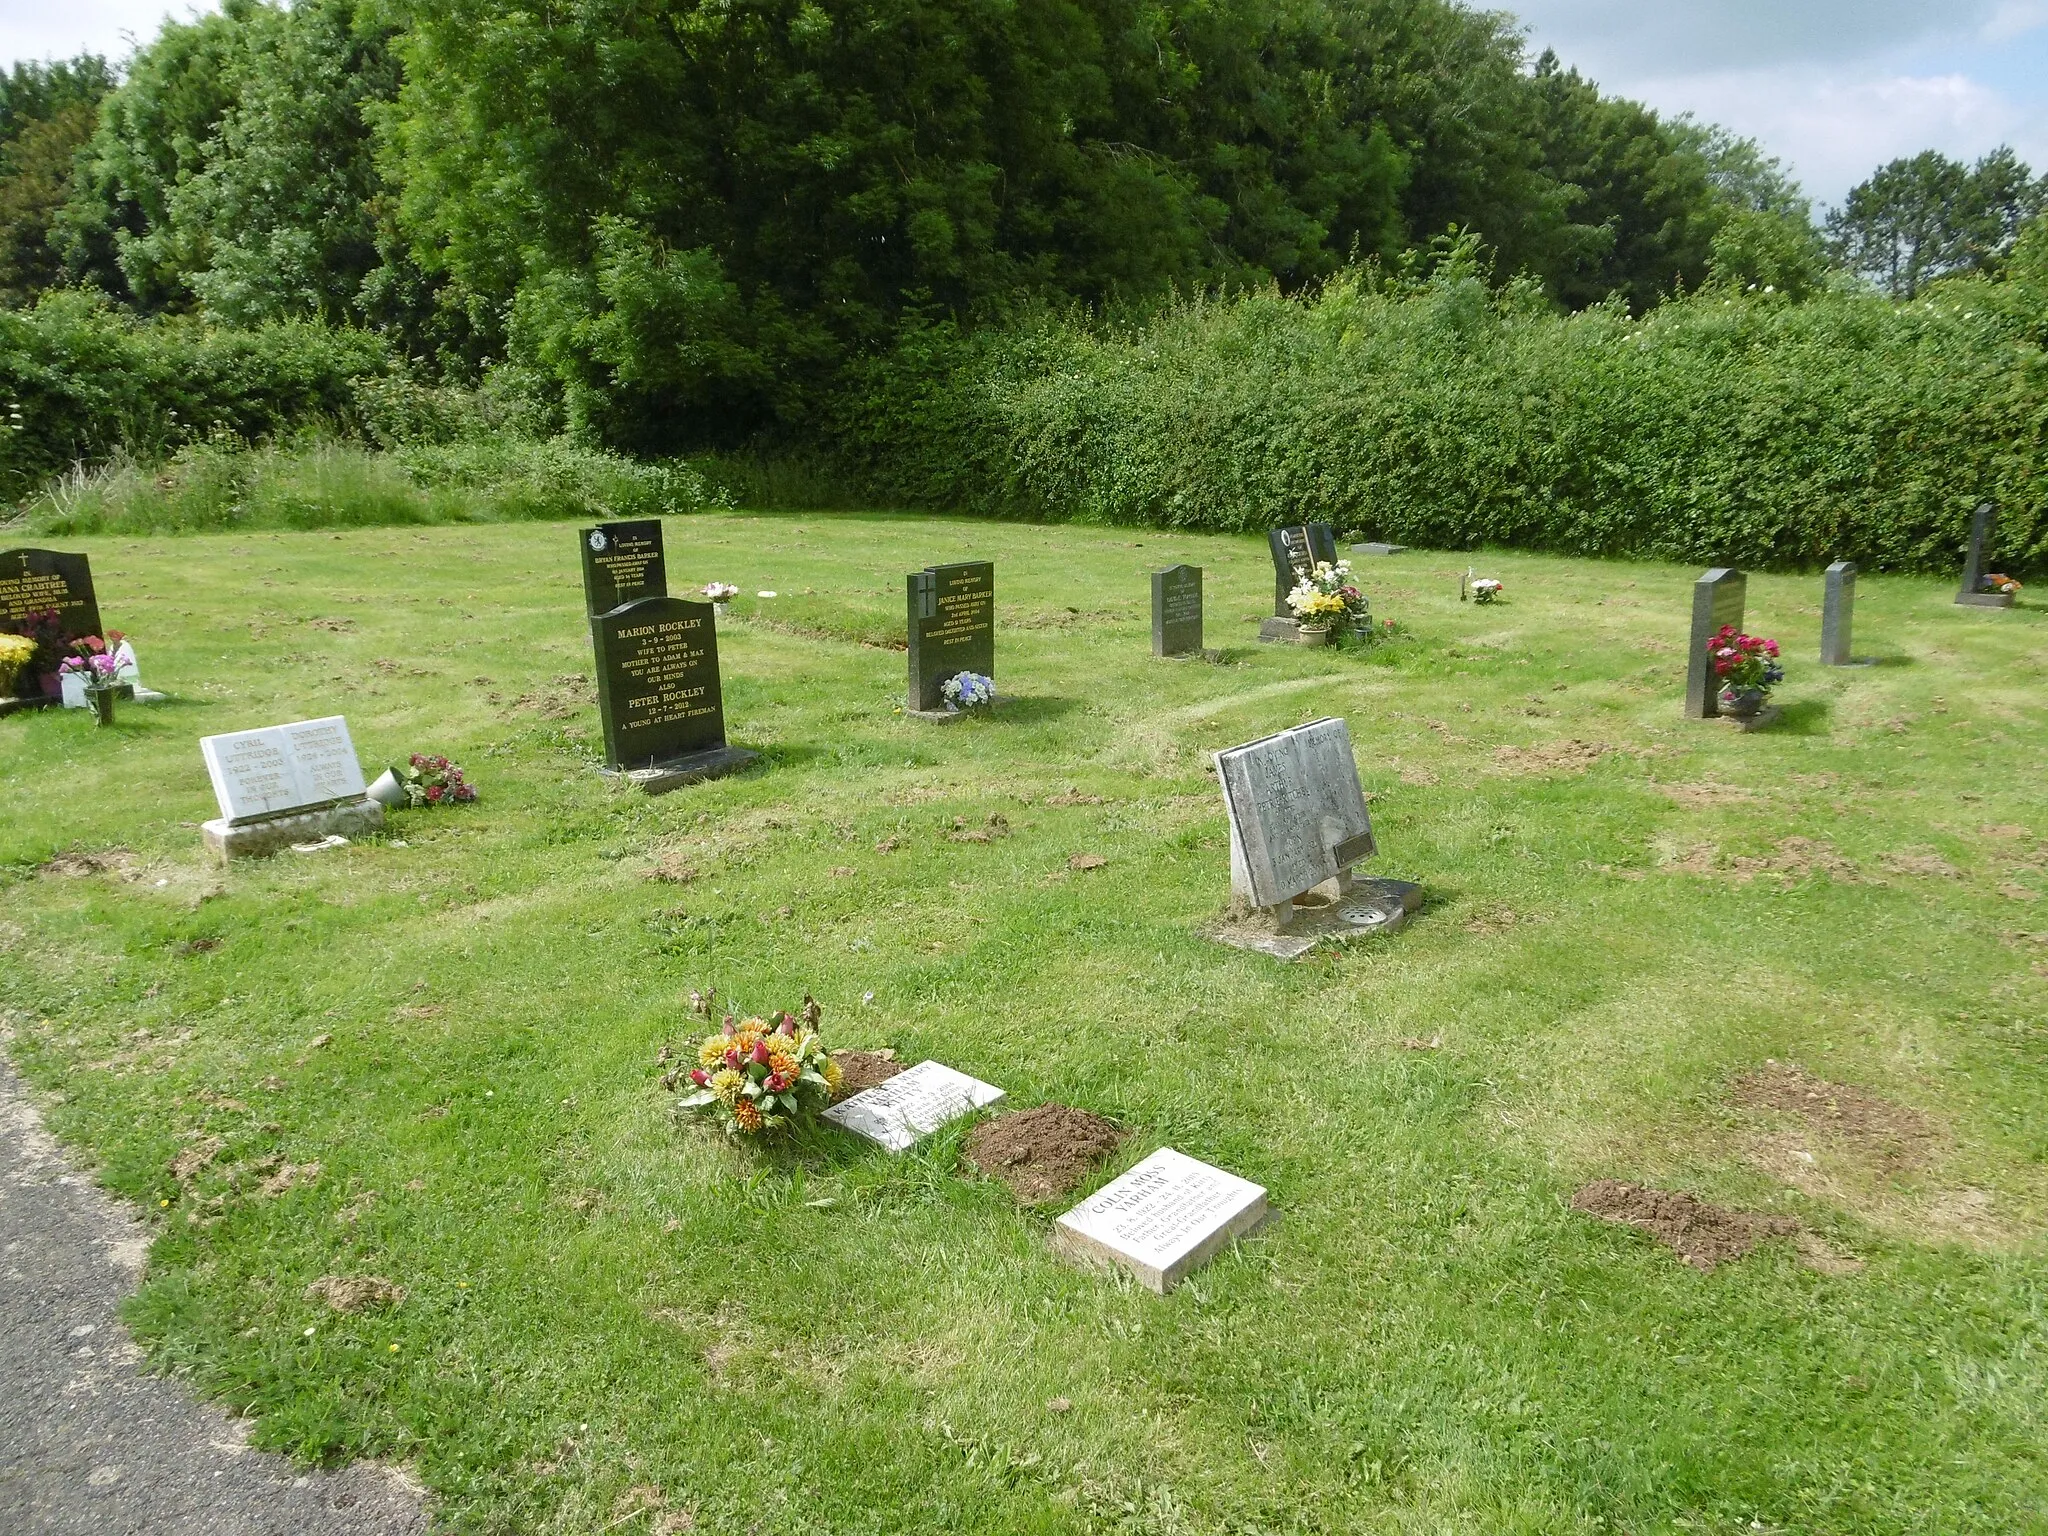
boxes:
[0,57,115,307]
[1828,148,2048,297]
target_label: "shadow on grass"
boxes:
[1767,698,1832,735]
[984,695,1081,724]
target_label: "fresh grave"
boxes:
[1259,523,1337,642]
[1821,561,1873,667]
[1151,564,1204,658]
[1053,1147,1272,1294]
[588,595,757,791]
[823,1059,1005,1152]
[1209,716,1422,959]
[1955,501,2016,609]
[198,715,383,860]
[906,561,997,716]
[1683,567,1747,719]
[579,519,667,616]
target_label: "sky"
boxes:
[4,0,2046,211]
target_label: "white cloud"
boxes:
[0,0,217,69]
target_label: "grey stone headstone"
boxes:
[1684,568,1746,719]
[1267,524,1338,615]
[1351,542,1407,556]
[1956,500,1999,604]
[1,549,102,698]
[579,520,666,616]
[591,595,728,769]
[1053,1147,1271,1294]
[906,562,995,710]
[1215,717,1374,915]
[1822,560,1860,665]
[1152,565,1202,657]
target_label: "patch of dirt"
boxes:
[1490,740,1612,775]
[1733,1062,1934,1171]
[964,1104,1126,1204]
[306,617,357,633]
[874,835,902,853]
[1725,837,1861,884]
[1653,781,1757,810]
[1462,905,1521,935]
[509,674,592,719]
[645,859,697,884]
[1398,764,1439,786]
[1572,1180,1799,1272]
[1879,848,1963,879]
[1044,789,1108,806]
[305,1274,405,1313]
[169,1135,227,1183]
[2000,883,2041,902]
[830,1050,902,1100]
[949,813,1010,843]
[255,1159,321,1197]
[1660,842,1722,875]
[39,848,137,878]
[1068,853,1107,871]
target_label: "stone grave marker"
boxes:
[199,716,383,860]
[1821,561,1872,666]
[1350,541,1407,556]
[579,520,667,616]
[1683,567,1746,719]
[1053,1147,1271,1294]
[906,561,995,713]
[590,594,756,791]
[1151,565,1203,657]
[1955,501,2011,607]
[1,548,102,705]
[823,1059,1005,1152]
[1211,716,1421,959]
[1261,524,1337,640]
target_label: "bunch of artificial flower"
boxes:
[0,631,38,695]
[1708,625,1784,698]
[667,991,839,1137]
[1982,573,2022,596]
[58,636,121,692]
[1286,561,1369,632]
[1469,577,1503,604]
[400,753,477,807]
[704,582,740,602]
[942,671,996,710]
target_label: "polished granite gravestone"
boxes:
[906,561,996,713]
[1,548,102,708]
[579,520,667,615]
[1955,501,2012,607]
[1152,565,1203,657]
[1683,568,1746,719]
[199,716,383,860]
[1053,1147,1271,1294]
[1260,524,1338,640]
[1209,716,1421,959]
[590,594,756,791]
[1821,561,1872,666]
[822,1060,1005,1152]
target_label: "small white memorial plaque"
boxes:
[1054,1147,1270,1293]
[823,1059,1004,1152]
[201,715,368,825]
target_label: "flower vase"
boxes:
[1719,686,1766,719]
[89,687,116,727]
[367,767,409,808]
[1295,625,1331,647]
[712,601,730,619]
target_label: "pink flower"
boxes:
[689,1068,708,1086]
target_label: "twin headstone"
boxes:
[906,561,995,711]
[2,547,102,702]
[1956,501,2012,607]
[1683,568,1746,718]
[1151,565,1203,657]
[198,715,383,860]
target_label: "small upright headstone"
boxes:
[590,595,755,790]
[1684,568,1746,719]
[198,716,383,860]
[1821,561,1871,666]
[1955,501,2012,607]
[906,561,995,713]
[823,1060,1005,1151]
[1151,565,1203,657]
[1,548,102,705]
[579,520,667,616]
[1053,1146,1271,1294]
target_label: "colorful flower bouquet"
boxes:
[1286,560,1370,636]
[3,608,66,695]
[1469,577,1503,605]
[1982,573,2022,596]
[1708,625,1784,717]
[398,753,477,807]
[0,631,37,698]
[942,671,996,710]
[703,582,740,606]
[668,995,840,1137]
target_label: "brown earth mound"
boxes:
[1733,1062,1934,1170]
[1572,1179,1799,1272]
[305,1275,405,1313]
[39,848,137,878]
[829,1050,902,1101]
[964,1104,1126,1203]
[1491,740,1612,775]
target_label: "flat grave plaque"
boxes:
[201,716,368,826]
[1152,565,1203,657]
[1266,524,1337,617]
[591,595,730,770]
[1054,1147,1270,1294]
[1683,568,1746,718]
[580,520,667,616]
[906,562,995,711]
[823,1059,1004,1152]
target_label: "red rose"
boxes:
[751,1040,771,1065]
[725,1047,741,1069]
[690,1068,708,1085]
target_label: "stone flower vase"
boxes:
[1719,686,1767,719]
[1295,625,1331,647]
[89,687,116,727]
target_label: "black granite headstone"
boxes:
[1955,501,2008,607]
[1268,524,1338,615]
[1,547,101,641]
[1152,565,1203,657]
[1684,567,1746,718]
[1821,561,1862,665]
[591,596,728,769]
[906,562,995,711]
[579,520,667,616]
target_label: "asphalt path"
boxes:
[0,1056,428,1535]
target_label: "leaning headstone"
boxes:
[906,561,995,714]
[1683,568,1746,719]
[1151,565,1203,657]
[1053,1147,1271,1294]
[579,520,667,616]
[1262,524,1338,640]
[199,716,383,860]
[1955,501,2012,608]
[590,594,756,791]
[1821,561,1872,666]
[1210,716,1421,959]
[823,1059,1004,1151]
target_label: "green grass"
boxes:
[2,513,2046,1535]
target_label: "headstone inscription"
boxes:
[1053,1147,1271,1294]
[589,594,756,789]
[1955,501,2011,607]
[1,549,102,703]
[823,1060,1005,1152]
[1821,561,1871,666]
[1211,717,1421,959]
[1151,565,1203,657]
[198,715,383,860]
[579,520,667,616]
[906,561,995,712]
[1683,568,1746,719]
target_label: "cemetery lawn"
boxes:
[6,513,2048,1536]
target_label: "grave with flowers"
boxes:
[1258,523,1337,642]
[1,547,103,711]
[906,560,1001,718]
[1955,501,2017,608]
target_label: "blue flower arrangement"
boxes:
[941,671,996,710]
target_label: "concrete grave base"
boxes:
[1209,877,1423,960]
[1350,542,1408,555]
[906,695,1012,722]
[203,798,384,862]
[1956,591,2015,608]
[1256,617,1300,643]
[608,744,760,794]
[1719,706,1780,734]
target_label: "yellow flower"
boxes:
[731,1098,763,1134]
[710,1068,743,1105]
[820,1057,843,1095]
[697,1035,728,1068]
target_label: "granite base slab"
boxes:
[609,744,760,794]
[1956,592,2015,608]
[1209,878,1424,960]
[203,798,384,862]
[906,695,1012,722]
[1256,618,1299,644]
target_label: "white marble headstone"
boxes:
[201,716,368,825]
[1054,1147,1270,1293]
[1216,717,1374,909]
[823,1059,1004,1152]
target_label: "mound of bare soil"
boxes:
[39,848,136,878]
[1733,1062,1934,1170]
[305,1275,405,1313]
[1491,740,1612,775]
[829,1050,902,1101]
[965,1104,1126,1204]
[1572,1180,1799,1272]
